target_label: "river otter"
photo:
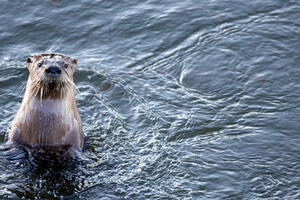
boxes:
[8,53,83,151]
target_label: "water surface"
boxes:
[0,0,300,199]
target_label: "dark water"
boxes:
[0,0,300,199]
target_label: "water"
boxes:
[0,0,300,199]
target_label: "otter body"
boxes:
[9,53,83,151]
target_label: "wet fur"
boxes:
[9,54,83,151]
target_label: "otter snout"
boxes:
[45,66,62,76]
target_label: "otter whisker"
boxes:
[40,87,43,101]
[45,82,48,97]
[32,82,40,100]
[31,80,44,100]
[19,82,27,97]
[65,76,80,95]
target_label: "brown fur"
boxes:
[9,53,83,151]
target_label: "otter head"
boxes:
[26,53,77,99]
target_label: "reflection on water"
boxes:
[1,145,83,199]
[1,0,300,199]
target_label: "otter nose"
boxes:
[45,66,62,75]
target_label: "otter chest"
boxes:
[14,99,80,147]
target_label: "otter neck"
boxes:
[25,78,74,100]
[22,83,76,116]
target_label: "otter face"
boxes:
[26,53,77,99]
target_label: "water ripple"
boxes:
[0,0,300,199]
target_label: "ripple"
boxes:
[0,0,300,199]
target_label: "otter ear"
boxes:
[72,58,77,71]
[72,58,77,65]
[26,57,32,64]
[26,57,33,68]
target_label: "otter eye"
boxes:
[38,62,43,68]
[63,64,68,69]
